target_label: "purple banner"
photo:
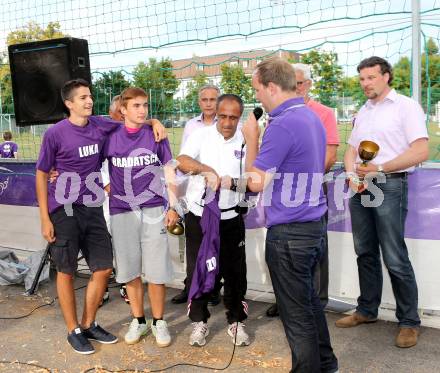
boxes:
[0,162,37,207]
[245,168,440,241]
[326,168,440,240]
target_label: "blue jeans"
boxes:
[266,217,338,373]
[349,175,420,327]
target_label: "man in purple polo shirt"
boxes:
[36,79,166,355]
[242,58,338,373]
[104,87,178,347]
[266,62,340,317]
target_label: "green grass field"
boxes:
[9,122,440,162]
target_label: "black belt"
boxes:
[384,172,407,179]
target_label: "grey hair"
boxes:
[198,84,220,98]
[109,95,121,112]
[292,63,312,81]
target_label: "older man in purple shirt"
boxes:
[242,57,338,373]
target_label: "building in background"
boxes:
[172,49,300,99]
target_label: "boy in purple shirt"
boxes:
[242,58,338,373]
[104,87,178,347]
[36,79,167,355]
[0,131,18,158]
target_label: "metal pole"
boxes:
[412,0,421,104]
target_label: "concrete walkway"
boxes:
[1,277,440,373]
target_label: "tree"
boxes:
[220,64,253,102]
[425,37,439,56]
[6,21,66,45]
[340,75,366,109]
[0,22,67,114]
[422,38,440,113]
[182,72,209,113]
[132,58,179,117]
[300,49,343,107]
[92,71,130,115]
[392,38,440,111]
[392,56,411,98]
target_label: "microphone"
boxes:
[253,107,263,120]
[242,107,263,149]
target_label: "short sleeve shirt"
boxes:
[103,125,172,215]
[348,89,428,172]
[179,125,244,220]
[0,141,18,158]
[253,97,327,227]
[36,116,120,213]
[181,114,217,149]
[307,99,340,145]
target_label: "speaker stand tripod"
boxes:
[26,244,51,296]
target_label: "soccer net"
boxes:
[0,0,439,160]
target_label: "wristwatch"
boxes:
[377,164,384,173]
[230,178,238,192]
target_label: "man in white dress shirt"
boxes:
[336,56,429,349]
[171,84,223,305]
[177,94,250,347]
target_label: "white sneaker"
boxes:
[227,322,250,346]
[189,321,209,347]
[124,318,149,344]
[151,320,171,347]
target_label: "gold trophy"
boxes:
[167,218,185,235]
[357,140,380,181]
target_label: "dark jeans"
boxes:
[314,211,329,307]
[349,175,420,327]
[266,217,338,373]
[185,212,247,324]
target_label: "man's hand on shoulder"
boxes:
[147,119,167,142]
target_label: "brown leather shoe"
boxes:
[335,312,377,328]
[395,327,419,348]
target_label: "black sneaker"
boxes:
[82,321,118,344]
[171,289,188,304]
[67,327,95,354]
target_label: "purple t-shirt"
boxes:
[254,97,327,227]
[0,141,18,158]
[103,125,172,215]
[36,116,120,213]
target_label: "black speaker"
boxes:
[8,37,91,126]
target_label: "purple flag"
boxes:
[188,188,221,301]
